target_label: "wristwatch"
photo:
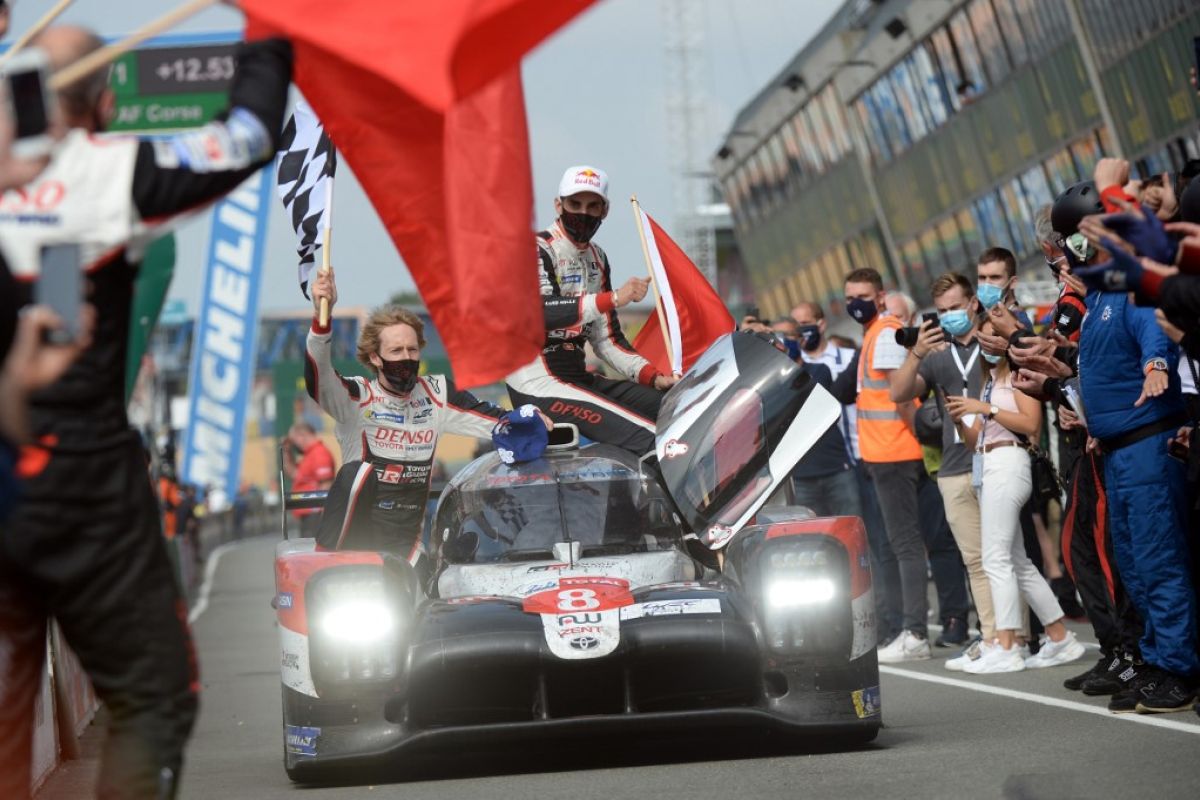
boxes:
[986,405,999,419]
[1144,358,1168,374]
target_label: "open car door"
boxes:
[654,332,842,549]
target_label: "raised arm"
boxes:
[303,268,363,423]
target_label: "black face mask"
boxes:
[797,324,822,352]
[560,210,603,244]
[379,357,420,393]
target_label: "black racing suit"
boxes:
[0,38,291,800]
[304,318,504,562]
[506,222,664,454]
[0,255,18,523]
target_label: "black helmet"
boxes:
[1051,180,1104,238]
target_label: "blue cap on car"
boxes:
[492,405,548,464]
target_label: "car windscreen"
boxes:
[440,456,675,563]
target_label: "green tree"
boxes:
[388,290,423,307]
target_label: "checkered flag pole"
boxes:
[276,99,337,324]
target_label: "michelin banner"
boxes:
[181,165,274,497]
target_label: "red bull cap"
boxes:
[558,165,609,202]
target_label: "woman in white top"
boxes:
[944,319,1085,674]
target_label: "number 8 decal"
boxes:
[557,588,599,611]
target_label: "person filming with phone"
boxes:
[944,319,1086,674]
[888,272,1010,663]
[0,25,293,800]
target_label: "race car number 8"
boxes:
[557,588,599,611]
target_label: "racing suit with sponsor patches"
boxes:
[305,320,504,561]
[0,38,291,800]
[507,222,664,454]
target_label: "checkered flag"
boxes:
[276,100,336,297]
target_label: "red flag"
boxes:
[240,0,597,387]
[632,207,735,376]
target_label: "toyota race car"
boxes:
[275,333,881,782]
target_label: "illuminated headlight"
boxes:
[321,601,395,644]
[760,541,849,656]
[308,573,403,687]
[767,577,836,608]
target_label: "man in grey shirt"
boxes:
[889,272,999,661]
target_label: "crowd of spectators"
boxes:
[748,153,1200,715]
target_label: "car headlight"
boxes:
[766,577,835,608]
[759,539,850,656]
[321,600,395,644]
[308,571,404,689]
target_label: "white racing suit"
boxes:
[305,319,504,563]
[506,222,664,454]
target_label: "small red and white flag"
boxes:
[632,206,735,376]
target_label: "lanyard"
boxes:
[949,342,979,446]
[949,341,980,396]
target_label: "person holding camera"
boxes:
[844,267,932,662]
[0,26,292,799]
[945,320,1086,674]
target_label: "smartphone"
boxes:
[35,243,82,344]
[1168,437,1189,463]
[3,48,56,159]
[1062,378,1088,430]
[921,311,939,328]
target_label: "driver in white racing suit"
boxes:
[506,165,677,455]
[305,269,533,569]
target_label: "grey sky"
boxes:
[8,0,840,313]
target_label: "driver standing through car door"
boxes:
[306,269,514,566]
[507,165,677,455]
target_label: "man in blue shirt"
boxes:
[1079,287,1197,713]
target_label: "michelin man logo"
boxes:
[518,404,538,419]
[498,447,516,464]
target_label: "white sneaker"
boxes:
[1024,631,1087,669]
[877,630,932,664]
[945,638,988,672]
[963,640,1026,674]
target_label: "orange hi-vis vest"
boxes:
[857,315,923,464]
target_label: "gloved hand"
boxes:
[1073,237,1177,302]
[1073,237,1145,294]
[1101,205,1175,264]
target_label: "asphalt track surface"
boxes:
[38,536,1200,799]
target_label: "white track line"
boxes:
[187,540,247,624]
[881,665,1200,735]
